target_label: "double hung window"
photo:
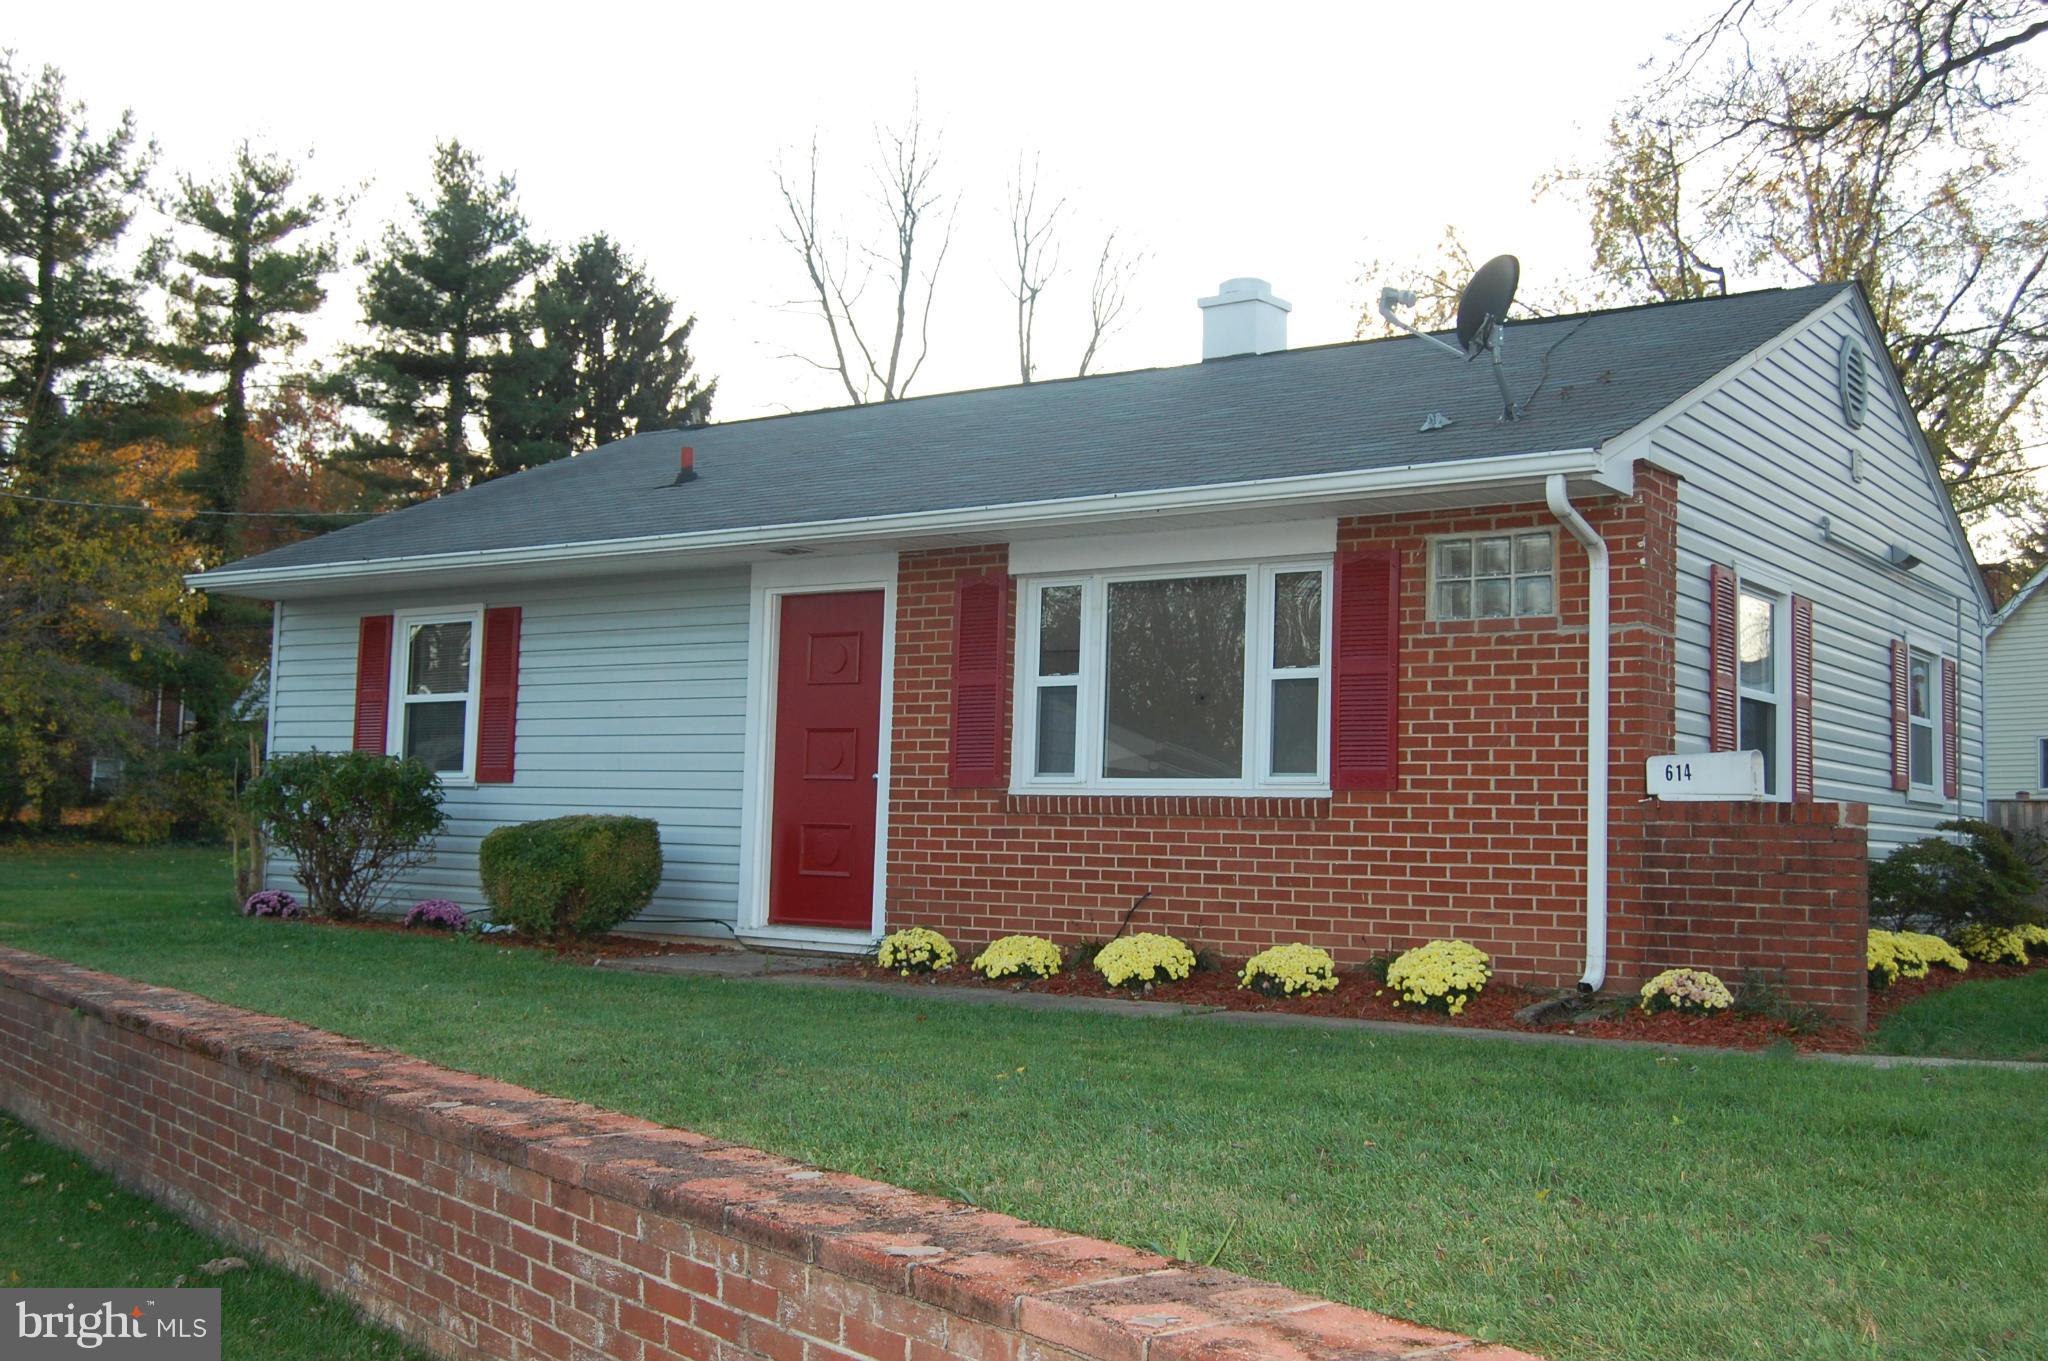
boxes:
[393,611,481,779]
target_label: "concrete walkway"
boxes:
[619,954,2048,1072]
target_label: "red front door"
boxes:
[768,590,885,929]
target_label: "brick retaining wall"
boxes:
[0,948,1532,1361]
[1611,801,1871,1028]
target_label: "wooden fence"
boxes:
[1988,799,2048,839]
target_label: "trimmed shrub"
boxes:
[1238,943,1340,997]
[478,815,662,941]
[1945,818,2044,925]
[1869,819,2043,931]
[971,934,1061,980]
[242,752,445,920]
[877,927,956,974]
[1384,939,1491,1015]
[1093,933,1195,989]
[403,899,468,931]
[240,890,301,920]
[1639,967,1734,1015]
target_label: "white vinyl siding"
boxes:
[1648,293,1987,854]
[1986,590,2048,797]
[264,567,749,935]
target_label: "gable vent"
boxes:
[1838,336,1870,429]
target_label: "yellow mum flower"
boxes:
[1238,944,1341,997]
[972,934,1063,980]
[877,927,956,973]
[1094,933,1196,988]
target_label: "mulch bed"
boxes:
[807,958,1869,1052]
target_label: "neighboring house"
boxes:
[83,685,200,794]
[189,277,1989,1021]
[1987,565,2048,799]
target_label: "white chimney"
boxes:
[1197,277,1291,359]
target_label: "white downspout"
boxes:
[1546,475,1609,992]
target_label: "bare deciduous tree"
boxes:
[1007,155,1064,384]
[775,104,955,404]
[1661,0,2045,144]
[1079,230,1143,378]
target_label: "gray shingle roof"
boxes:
[216,283,1849,576]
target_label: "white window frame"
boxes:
[387,606,484,785]
[1904,639,1947,801]
[1010,558,1332,796]
[1425,529,1558,622]
[1733,581,1791,802]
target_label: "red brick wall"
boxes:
[0,948,1526,1361]
[886,465,1868,1018]
[1611,802,1871,1028]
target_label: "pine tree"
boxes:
[336,140,543,496]
[0,54,152,476]
[162,144,337,557]
[490,233,714,471]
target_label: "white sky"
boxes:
[11,0,1690,419]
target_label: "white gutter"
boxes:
[186,446,1612,596]
[1546,474,1609,993]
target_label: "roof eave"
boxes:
[186,445,1615,600]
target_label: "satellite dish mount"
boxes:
[1377,254,1523,422]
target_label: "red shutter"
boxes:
[1708,564,1738,752]
[1332,549,1400,791]
[1888,639,1910,792]
[950,573,1009,788]
[476,606,522,784]
[352,615,394,753]
[1790,595,1814,803]
[1941,656,1960,800]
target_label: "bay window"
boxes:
[391,609,481,780]
[1015,561,1329,793]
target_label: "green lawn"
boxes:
[2,844,2045,1361]
[1870,968,2048,1061]
[0,1110,427,1359]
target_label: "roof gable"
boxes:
[1837,286,1995,620]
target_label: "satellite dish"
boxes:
[1455,255,1520,356]
[1375,251,1527,422]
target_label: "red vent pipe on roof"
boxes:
[674,445,696,484]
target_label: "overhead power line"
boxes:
[0,488,383,519]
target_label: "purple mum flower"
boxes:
[403,899,468,931]
[241,890,301,919]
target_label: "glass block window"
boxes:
[1432,532,1554,620]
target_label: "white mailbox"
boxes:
[1644,750,1768,801]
